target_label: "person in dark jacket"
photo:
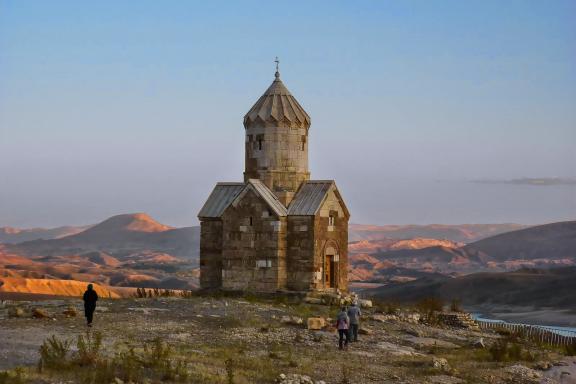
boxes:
[82,284,98,327]
[347,302,362,342]
[336,307,350,350]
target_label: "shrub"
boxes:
[76,331,103,366]
[225,358,235,384]
[416,297,444,323]
[37,333,191,383]
[134,287,146,298]
[114,347,143,383]
[383,301,400,315]
[487,337,535,362]
[565,341,576,356]
[450,298,462,312]
[142,338,172,368]
[39,335,71,370]
[0,368,25,384]
[180,290,194,298]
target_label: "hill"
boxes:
[1,214,200,291]
[349,221,576,282]
[9,213,199,260]
[464,221,576,261]
[365,267,576,309]
[0,277,123,298]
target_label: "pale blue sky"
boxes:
[1,1,575,227]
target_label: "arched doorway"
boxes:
[323,241,340,289]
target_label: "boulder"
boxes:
[403,312,421,324]
[504,365,541,383]
[303,297,322,305]
[63,306,78,317]
[402,327,424,337]
[281,316,303,326]
[472,337,485,348]
[371,314,397,323]
[307,317,326,330]
[359,299,373,308]
[359,327,374,335]
[277,373,320,384]
[8,307,25,318]
[32,308,50,319]
[432,357,451,372]
[534,361,552,371]
[376,342,424,357]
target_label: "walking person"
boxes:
[82,284,98,327]
[347,301,362,342]
[336,307,350,350]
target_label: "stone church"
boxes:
[198,64,349,293]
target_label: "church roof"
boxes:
[288,180,350,217]
[197,183,245,218]
[233,179,288,217]
[197,180,288,219]
[244,71,311,128]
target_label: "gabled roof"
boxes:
[197,183,245,219]
[230,179,288,217]
[287,180,350,218]
[244,71,311,128]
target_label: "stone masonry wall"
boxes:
[313,190,349,291]
[244,125,309,205]
[199,219,223,289]
[221,189,287,291]
[286,216,316,291]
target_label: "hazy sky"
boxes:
[1,1,575,228]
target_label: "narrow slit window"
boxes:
[258,139,263,150]
[301,136,306,151]
[249,217,253,226]
[328,216,335,226]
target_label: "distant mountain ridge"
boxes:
[348,221,576,283]
[0,225,91,243]
[2,215,571,297]
[349,223,527,243]
[11,213,198,260]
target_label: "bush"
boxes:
[39,335,71,370]
[76,331,103,366]
[141,337,189,381]
[225,358,235,384]
[565,341,576,356]
[180,290,194,298]
[450,298,462,312]
[37,334,191,383]
[142,338,172,368]
[487,337,535,362]
[114,347,143,383]
[0,368,25,384]
[416,297,444,323]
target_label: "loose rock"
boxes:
[306,317,326,330]
[32,308,49,319]
[8,307,25,318]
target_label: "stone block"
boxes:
[307,317,326,330]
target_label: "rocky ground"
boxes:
[0,296,575,383]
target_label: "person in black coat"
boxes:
[82,284,98,327]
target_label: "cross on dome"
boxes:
[274,57,280,78]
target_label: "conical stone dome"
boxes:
[244,72,311,129]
